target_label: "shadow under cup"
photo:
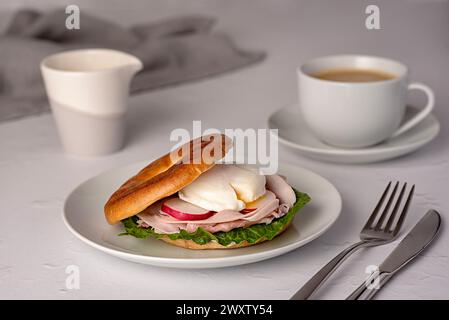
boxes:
[298,55,410,148]
[40,49,142,156]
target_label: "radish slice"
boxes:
[161,198,214,221]
[240,208,257,214]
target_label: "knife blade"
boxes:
[380,209,441,273]
[347,210,441,300]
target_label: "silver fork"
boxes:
[290,181,415,300]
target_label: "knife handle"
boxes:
[346,271,393,300]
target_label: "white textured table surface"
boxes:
[1,0,449,299]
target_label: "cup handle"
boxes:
[392,82,434,137]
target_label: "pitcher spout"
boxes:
[126,56,144,75]
[119,54,143,80]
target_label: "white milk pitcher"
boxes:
[41,49,143,156]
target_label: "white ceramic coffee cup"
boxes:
[41,49,143,156]
[298,55,434,148]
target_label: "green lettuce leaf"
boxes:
[121,189,310,247]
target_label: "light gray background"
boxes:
[0,0,448,299]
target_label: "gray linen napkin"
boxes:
[0,9,265,122]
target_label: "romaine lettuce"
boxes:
[121,189,310,247]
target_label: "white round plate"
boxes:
[63,162,341,269]
[269,105,440,164]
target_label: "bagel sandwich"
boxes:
[104,134,310,249]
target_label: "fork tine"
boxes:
[374,181,399,230]
[384,183,407,231]
[391,184,415,236]
[363,181,392,230]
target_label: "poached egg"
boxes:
[178,164,266,212]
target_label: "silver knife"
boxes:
[346,210,441,300]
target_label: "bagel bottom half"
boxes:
[158,221,292,250]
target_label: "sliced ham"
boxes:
[137,215,183,234]
[266,174,296,207]
[202,215,279,233]
[136,174,297,234]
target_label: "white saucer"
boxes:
[268,105,440,164]
[63,161,341,269]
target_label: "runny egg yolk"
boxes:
[244,193,267,209]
